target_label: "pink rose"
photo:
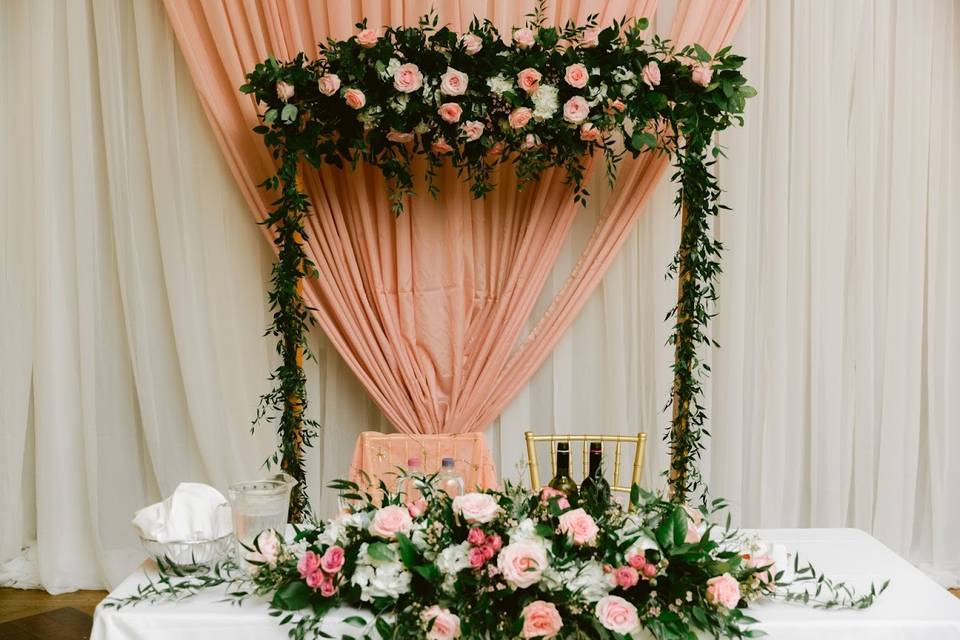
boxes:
[297,550,320,578]
[276,81,294,102]
[344,88,366,109]
[248,529,280,566]
[468,546,486,569]
[539,487,566,503]
[517,68,542,94]
[320,545,345,574]
[460,33,483,55]
[691,61,713,87]
[432,137,454,154]
[641,61,661,88]
[614,566,639,589]
[356,28,378,48]
[317,73,341,96]
[608,98,626,113]
[305,569,323,589]
[706,573,741,609]
[407,498,428,518]
[497,540,547,588]
[508,107,533,129]
[394,63,424,93]
[438,102,463,124]
[467,527,487,546]
[557,508,599,545]
[562,96,590,124]
[595,596,639,635]
[319,576,337,597]
[453,492,500,523]
[486,534,502,552]
[626,552,646,570]
[422,605,461,640]
[521,600,563,639]
[557,498,570,510]
[440,68,469,96]
[580,123,601,142]
[579,29,599,48]
[521,133,540,150]
[369,504,413,539]
[481,545,495,560]
[746,554,776,585]
[564,63,589,89]
[513,27,535,48]
[387,130,414,143]
[642,563,657,579]
[683,505,702,543]
[460,120,485,143]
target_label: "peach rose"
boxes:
[517,68,542,94]
[369,504,413,539]
[521,600,563,638]
[422,605,461,640]
[356,28,378,48]
[508,107,533,129]
[317,74,341,96]
[320,545,345,574]
[407,498,428,518]
[432,137,454,154]
[460,33,483,55]
[276,81,294,102]
[706,573,741,609]
[440,68,469,96]
[564,63,589,89]
[562,96,590,124]
[521,133,540,150]
[460,120,485,143]
[579,29,599,48]
[438,102,463,123]
[580,123,601,142]
[608,98,626,113]
[557,508,599,545]
[344,88,366,109]
[691,61,713,87]
[641,61,661,88]
[452,492,499,523]
[497,540,547,588]
[513,27,535,48]
[595,596,639,635]
[394,63,424,93]
[387,130,414,143]
[488,141,506,157]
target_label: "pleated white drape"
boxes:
[1,0,958,592]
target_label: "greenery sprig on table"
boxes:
[109,479,886,639]
[242,6,755,510]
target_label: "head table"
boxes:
[92,528,960,640]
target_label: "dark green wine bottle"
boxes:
[548,442,579,503]
[579,442,611,514]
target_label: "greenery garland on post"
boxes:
[241,10,753,513]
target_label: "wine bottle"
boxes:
[578,442,611,513]
[548,442,579,503]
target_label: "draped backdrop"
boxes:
[2,0,958,594]
[160,0,744,437]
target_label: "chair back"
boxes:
[349,432,498,494]
[524,432,647,503]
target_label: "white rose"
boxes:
[498,540,548,589]
[452,492,500,523]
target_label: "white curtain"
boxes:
[1,0,958,593]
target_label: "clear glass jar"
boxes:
[435,457,465,498]
[400,457,424,501]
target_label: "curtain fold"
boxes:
[160,0,745,439]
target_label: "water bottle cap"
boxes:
[407,457,422,468]
[441,457,455,468]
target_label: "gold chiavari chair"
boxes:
[524,432,647,507]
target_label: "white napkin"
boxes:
[132,483,232,542]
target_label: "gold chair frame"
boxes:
[524,432,647,501]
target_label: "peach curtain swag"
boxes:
[161,1,745,443]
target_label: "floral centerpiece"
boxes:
[109,478,885,640]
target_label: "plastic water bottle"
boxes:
[435,458,465,498]
[400,457,424,501]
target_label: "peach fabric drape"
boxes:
[161,1,745,439]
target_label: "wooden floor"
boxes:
[0,589,106,640]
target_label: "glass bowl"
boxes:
[137,532,234,572]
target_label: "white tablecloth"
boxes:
[92,528,960,639]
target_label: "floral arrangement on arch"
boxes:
[241,8,753,212]
[109,477,886,640]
